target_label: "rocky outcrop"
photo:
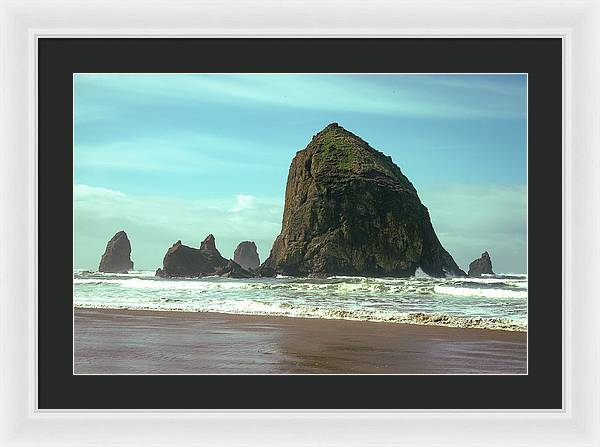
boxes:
[233,241,260,271]
[468,251,494,277]
[156,234,254,278]
[260,123,466,278]
[98,230,134,273]
[156,234,229,278]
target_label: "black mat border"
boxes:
[38,38,562,409]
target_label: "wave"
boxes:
[433,285,527,299]
[73,276,428,295]
[74,277,255,290]
[74,271,528,331]
[450,276,527,286]
[74,270,156,278]
[74,275,527,298]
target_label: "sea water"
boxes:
[73,270,527,331]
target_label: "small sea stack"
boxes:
[156,234,254,278]
[468,251,495,277]
[98,230,134,273]
[233,241,260,271]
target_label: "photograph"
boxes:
[73,73,528,375]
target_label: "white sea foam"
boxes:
[74,277,254,290]
[73,299,527,331]
[451,276,527,286]
[73,270,156,278]
[433,285,527,299]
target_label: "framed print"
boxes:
[39,37,559,409]
[1,0,600,446]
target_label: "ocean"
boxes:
[73,270,527,332]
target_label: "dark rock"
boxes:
[198,234,229,269]
[215,260,254,278]
[157,234,231,278]
[233,241,260,271]
[261,123,466,278]
[468,251,495,277]
[98,230,134,273]
[200,233,216,251]
[256,265,276,278]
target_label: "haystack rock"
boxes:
[98,230,134,273]
[233,241,260,271]
[260,123,466,278]
[468,251,495,277]
[156,234,253,278]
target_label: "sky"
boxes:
[74,73,527,273]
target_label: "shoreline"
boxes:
[73,304,526,333]
[74,307,527,374]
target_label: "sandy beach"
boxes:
[74,308,527,374]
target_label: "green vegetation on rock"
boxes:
[313,125,399,178]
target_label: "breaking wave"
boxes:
[73,270,528,331]
[433,285,527,299]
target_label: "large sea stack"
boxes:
[98,230,134,273]
[233,241,260,271]
[468,251,495,277]
[156,234,252,278]
[260,123,466,278]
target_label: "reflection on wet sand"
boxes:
[74,308,526,375]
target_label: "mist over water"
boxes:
[73,270,527,331]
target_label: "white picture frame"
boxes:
[1,0,598,445]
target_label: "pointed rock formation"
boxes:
[468,251,495,277]
[197,234,229,270]
[98,230,134,273]
[260,123,466,278]
[156,234,253,278]
[200,233,216,251]
[233,241,260,271]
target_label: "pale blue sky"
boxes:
[74,74,527,273]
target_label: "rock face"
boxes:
[98,230,134,273]
[200,233,217,251]
[260,123,466,278]
[233,241,260,271]
[156,234,253,278]
[468,251,495,277]
[216,259,255,279]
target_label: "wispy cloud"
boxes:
[230,194,257,212]
[75,74,526,121]
[74,132,286,174]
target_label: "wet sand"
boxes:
[74,308,527,374]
